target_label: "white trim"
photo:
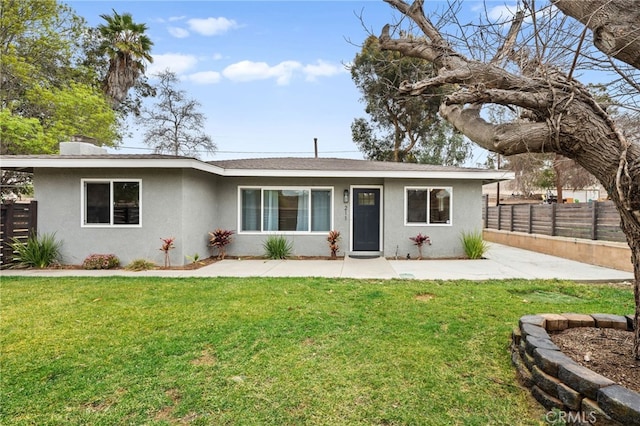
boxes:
[81,178,142,228]
[1,156,515,181]
[404,186,453,227]
[237,186,334,234]
[350,185,384,253]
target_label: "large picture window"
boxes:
[406,187,452,225]
[240,187,332,233]
[83,179,141,226]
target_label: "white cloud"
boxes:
[221,59,345,85]
[212,53,223,60]
[187,71,222,84]
[222,60,302,85]
[148,53,198,75]
[187,17,239,36]
[168,26,189,38]
[168,15,186,22]
[303,60,346,81]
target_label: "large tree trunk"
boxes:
[102,57,140,108]
[379,0,640,359]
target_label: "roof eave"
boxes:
[0,157,225,175]
[0,157,515,181]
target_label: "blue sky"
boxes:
[66,1,505,163]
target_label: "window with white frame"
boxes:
[240,187,332,232]
[406,187,452,225]
[83,179,141,226]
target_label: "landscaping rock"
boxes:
[597,385,640,426]
[534,348,576,377]
[520,315,546,328]
[532,365,561,398]
[531,385,564,411]
[540,313,569,331]
[561,313,596,328]
[558,363,615,400]
[581,398,622,426]
[521,323,550,339]
[511,351,533,388]
[556,382,582,411]
[525,335,560,356]
[512,326,522,345]
[591,314,628,330]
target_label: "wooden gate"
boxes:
[0,201,38,267]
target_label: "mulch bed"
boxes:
[551,327,640,394]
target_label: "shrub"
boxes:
[327,230,341,258]
[159,237,175,267]
[10,233,62,268]
[125,259,157,271]
[461,230,489,259]
[82,254,120,270]
[209,229,235,259]
[263,235,293,259]
[186,253,202,264]
[409,232,431,260]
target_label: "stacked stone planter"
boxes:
[511,313,640,425]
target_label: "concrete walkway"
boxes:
[0,243,633,282]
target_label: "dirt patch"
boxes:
[191,346,217,366]
[415,293,436,302]
[551,327,640,393]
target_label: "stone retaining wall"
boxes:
[512,313,640,425]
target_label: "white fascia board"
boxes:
[220,168,515,181]
[1,157,225,175]
[1,157,515,181]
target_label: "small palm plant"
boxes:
[10,233,62,268]
[263,235,293,259]
[460,230,489,259]
[209,229,235,259]
[160,237,175,268]
[327,230,341,259]
[409,232,431,260]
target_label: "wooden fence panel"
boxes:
[531,204,553,236]
[555,203,593,239]
[0,201,38,266]
[483,200,625,243]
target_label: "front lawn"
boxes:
[1,277,633,425]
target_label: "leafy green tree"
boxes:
[98,9,153,108]
[138,70,216,158]
[0,0,119,154]
[350,35,470,164]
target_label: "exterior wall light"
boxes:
[343,189,349,204]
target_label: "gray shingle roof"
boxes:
[208,157,487,173]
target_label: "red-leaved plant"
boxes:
[209,229,235,259]
[327,230,341,259]
[160,237,175,268]
[409,233,431,260]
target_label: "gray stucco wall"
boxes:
[212,176,483,259]
[34,168,216,266]
[382,178,483,259]
[33,169,485,264]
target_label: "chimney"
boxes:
[314,138,318,158]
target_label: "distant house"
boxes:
[1,142,513,266]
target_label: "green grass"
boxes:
[0,277,633,425]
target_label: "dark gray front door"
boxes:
[352,188,380,251]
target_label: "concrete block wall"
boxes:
[484,229,632,272]
[511,313,640,426]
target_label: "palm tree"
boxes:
[98,10,153,108]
